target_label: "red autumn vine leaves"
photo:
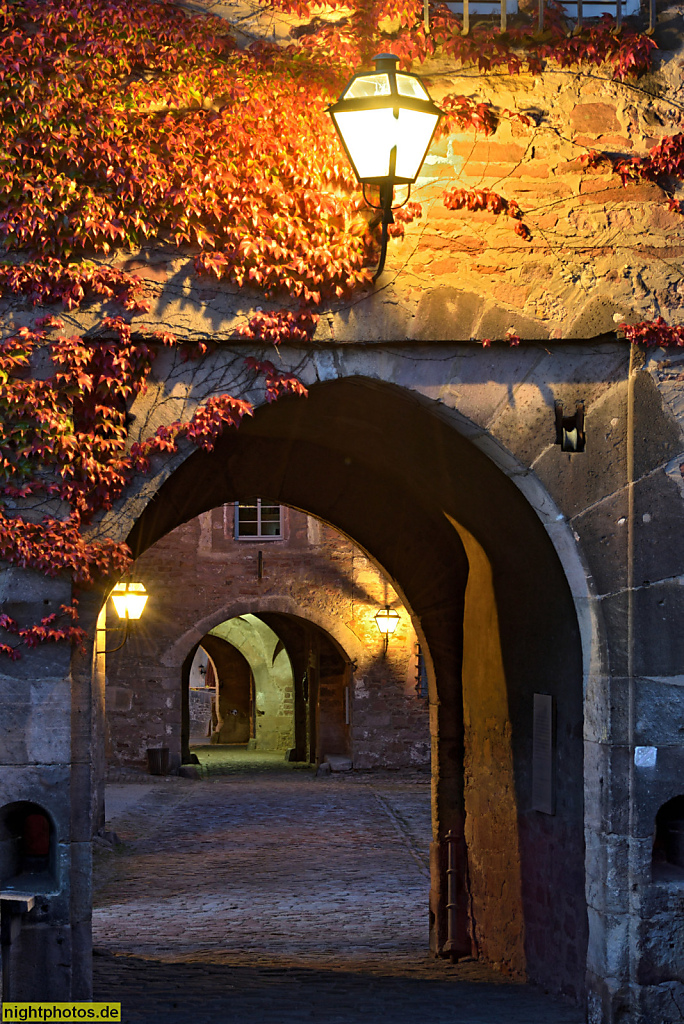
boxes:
[0,0,672,657]
[0,316,257,656]
[265,0,655,80]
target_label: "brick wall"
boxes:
[105,505,430,771]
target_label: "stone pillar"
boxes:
[0,570,95,1000]
[584,363,684,1022]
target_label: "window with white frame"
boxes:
[234,500,282,540]
[446,0,638,19]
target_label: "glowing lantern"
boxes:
[111,582,148,620]
[328,54,442,278]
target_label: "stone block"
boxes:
[585,829,630,916]
[584,672,627,745]
[0,633,72,679]
[566,297,625,340]
[476,306,549,342]
[633,470,684,586]
[0,674,71,764]
[583,741,631,835]
[637,912,684,986]
[637,982,684,1023]
[489,346,625,472]
[69,763,91,843]
[413,287,483,341]
[109,687,133,711]
[69,841,92,924]
[11,922,73,1000]
[0,568,72,605]
[634,676,684,746]
[633,371,683,478]
[586,971,631,1024]
[633,584,684,678]
[586,905,630,980]
[323,755,352,772]
[598,583,684,679]
[569,103,620,134]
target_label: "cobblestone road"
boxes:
[93,750,584,1023]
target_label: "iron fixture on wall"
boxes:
[555,400,586,453]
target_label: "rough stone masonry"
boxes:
[2,0,684,1021]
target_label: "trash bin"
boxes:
[146,748,170,776]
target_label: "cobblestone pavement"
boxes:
[93,749,584,1024]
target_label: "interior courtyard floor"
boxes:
[93,747,584,1023]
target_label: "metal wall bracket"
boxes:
[554,400,586,453]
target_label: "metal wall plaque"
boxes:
[532,693,555,815]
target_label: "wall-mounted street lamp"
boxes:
[374,605,400,655]
[328,54,443,281]
[100,582,149,654]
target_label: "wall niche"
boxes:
[652,795,684,882]
[0,801,58,894]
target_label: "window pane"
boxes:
[260,504,281,536]
[238,504,258,536]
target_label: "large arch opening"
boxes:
[109,376,586,1000]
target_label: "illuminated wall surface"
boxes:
[2,1,684,1019]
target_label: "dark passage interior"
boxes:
[124,377,587,1001]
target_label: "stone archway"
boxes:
[177,607,360,764]
[3,372,597,1003]
[114,376,588,1000]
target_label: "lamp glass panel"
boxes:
[375,609,400,635]
[344,73,391,99]
[396,74,429,101]
[111,592,148,619]
[333,107,439,181]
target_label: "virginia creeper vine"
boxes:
[0,0,679,655]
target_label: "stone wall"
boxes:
[4,3,684,1012]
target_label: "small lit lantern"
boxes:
[111,582,148,620]
[375,605,400,655]
[328,54,443,278]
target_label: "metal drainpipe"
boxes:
[442,830,460,957]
